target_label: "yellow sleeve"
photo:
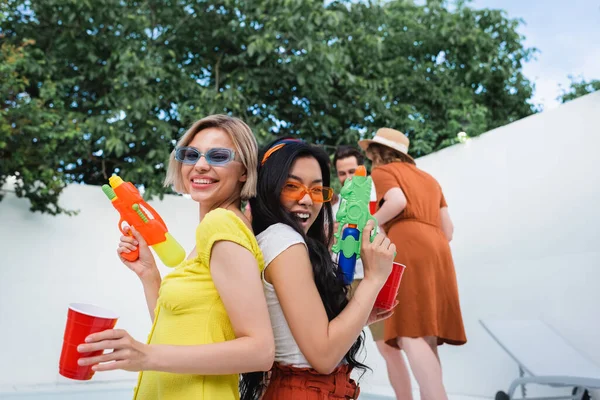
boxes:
[196,208,264,272]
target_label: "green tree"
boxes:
[328,0,537,156]
[1,0,537,215]
[558,75,600,103]
[0,34,81,214]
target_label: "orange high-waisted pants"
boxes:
[262,363,360,399]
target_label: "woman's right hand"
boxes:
[117,226,158,279]
[361,220,396,285]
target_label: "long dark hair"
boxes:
[240,138,368,400]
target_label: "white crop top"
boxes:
[256,223,311,367]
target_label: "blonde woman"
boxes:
[78,115,274,399]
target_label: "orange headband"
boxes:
[261,139,303,165]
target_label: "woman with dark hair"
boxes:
[242,138,396,399]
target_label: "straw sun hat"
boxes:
[358,128,414,162]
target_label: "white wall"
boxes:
[359,92,600,397]
[1,92,599,398]
[0,181,199,389]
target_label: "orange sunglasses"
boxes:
[281,181,334,203]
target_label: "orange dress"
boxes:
[371,162,467,348]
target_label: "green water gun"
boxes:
[332,166,378,284]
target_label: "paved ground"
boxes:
[0,380,492,400]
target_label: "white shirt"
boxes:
[256,223,311,367]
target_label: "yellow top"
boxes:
[133,208,265,400]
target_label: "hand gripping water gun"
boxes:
[331,166,378,284]
[102,175,186,267]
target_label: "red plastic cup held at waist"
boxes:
[59,303,118,381]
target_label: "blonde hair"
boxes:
[164,115,258,200]
[366,143,416,167]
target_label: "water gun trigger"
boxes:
[118,218,130,236]
[121,241,140,262]
[368,216,378,243]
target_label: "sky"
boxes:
[471,0,600,110]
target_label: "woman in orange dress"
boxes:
[358,128,466,400]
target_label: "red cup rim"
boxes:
[69,303,119,319]
[392,262,406,268]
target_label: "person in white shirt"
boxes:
[332,145,414,399]
[243,138,396,400]
[331,146,384,341]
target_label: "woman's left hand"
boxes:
[366,301,398,326]
[77,329,152,372]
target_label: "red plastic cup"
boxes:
[59,303,118,380]
[369,201,377,215]
[374,262,406,310]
